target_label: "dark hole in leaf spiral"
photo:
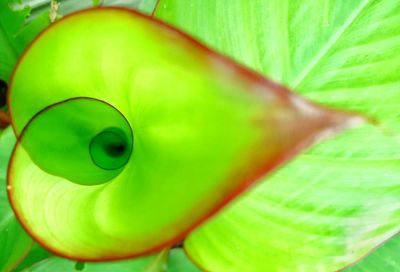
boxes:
[89,127,131,170]
[105,143,126,158]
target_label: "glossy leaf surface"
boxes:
[0,128,32,272]
[19,98,133,185]
[156,1,400,271]
[8,8,359,260]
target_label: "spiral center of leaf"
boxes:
[90,127,131,170]
[19,98,133,185]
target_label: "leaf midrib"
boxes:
[291,0,371,89]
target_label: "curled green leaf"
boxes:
[8,7,361,261]
[19,98,133,185]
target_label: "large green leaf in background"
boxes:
[0,127,33,272]
[156,1,400,271]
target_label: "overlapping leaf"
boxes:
[156,1,400,271]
